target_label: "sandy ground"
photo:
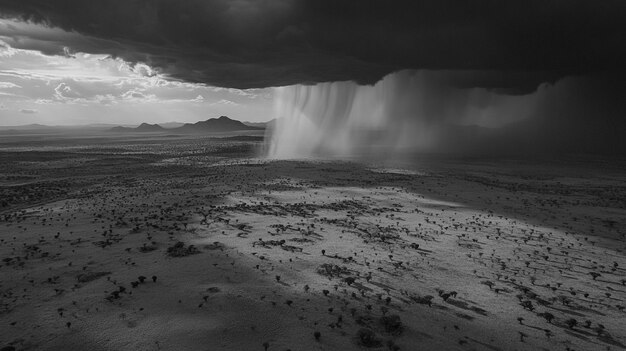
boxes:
[1,134,625,351]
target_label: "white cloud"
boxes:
[0,39,17,57]
[54,82,81,100]
[93,94,117,105]
[191,94,204,102]
[121,89,157,102]
[209,86,261,99]
[0,82,20,89]
[211,99,238,106]
[132,63,157,77]
[0,22,273,125]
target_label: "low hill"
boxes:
[136,123,165,132]
[108,117,261,134]
[172,116,262,133]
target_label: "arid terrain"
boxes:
[1,133,625,351]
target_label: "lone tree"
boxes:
[314,331,321,341]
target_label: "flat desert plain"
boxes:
[1,133,625,351]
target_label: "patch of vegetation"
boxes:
[203,241,224,250]
[139,244,157,252]
[167,241,200,257]
[317,263,350,278]
[380,314,403,335]
[76,271,111,283]
[411,294,434,306]
[356,328,382,348]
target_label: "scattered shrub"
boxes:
[76,271,110,283]
[356,328,382,348]
[380,314,403,335]
[167,241,200,257]
[565,318,578,329]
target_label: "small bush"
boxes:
[139,244,157,253]
[565,318,577,329]
[356,328,382,348]
[380,314,403,335]
[203,241,224,250]
[167,241,200,257]
[77,271,110,283]
[411,294,433,306]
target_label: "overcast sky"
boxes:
[0,0,625,133]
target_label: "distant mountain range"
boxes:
[108,116,264,133]
[173,116,260,133]
[109,123,165,133]
[0,117,272,133]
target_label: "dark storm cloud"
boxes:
[1,0,625,90]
